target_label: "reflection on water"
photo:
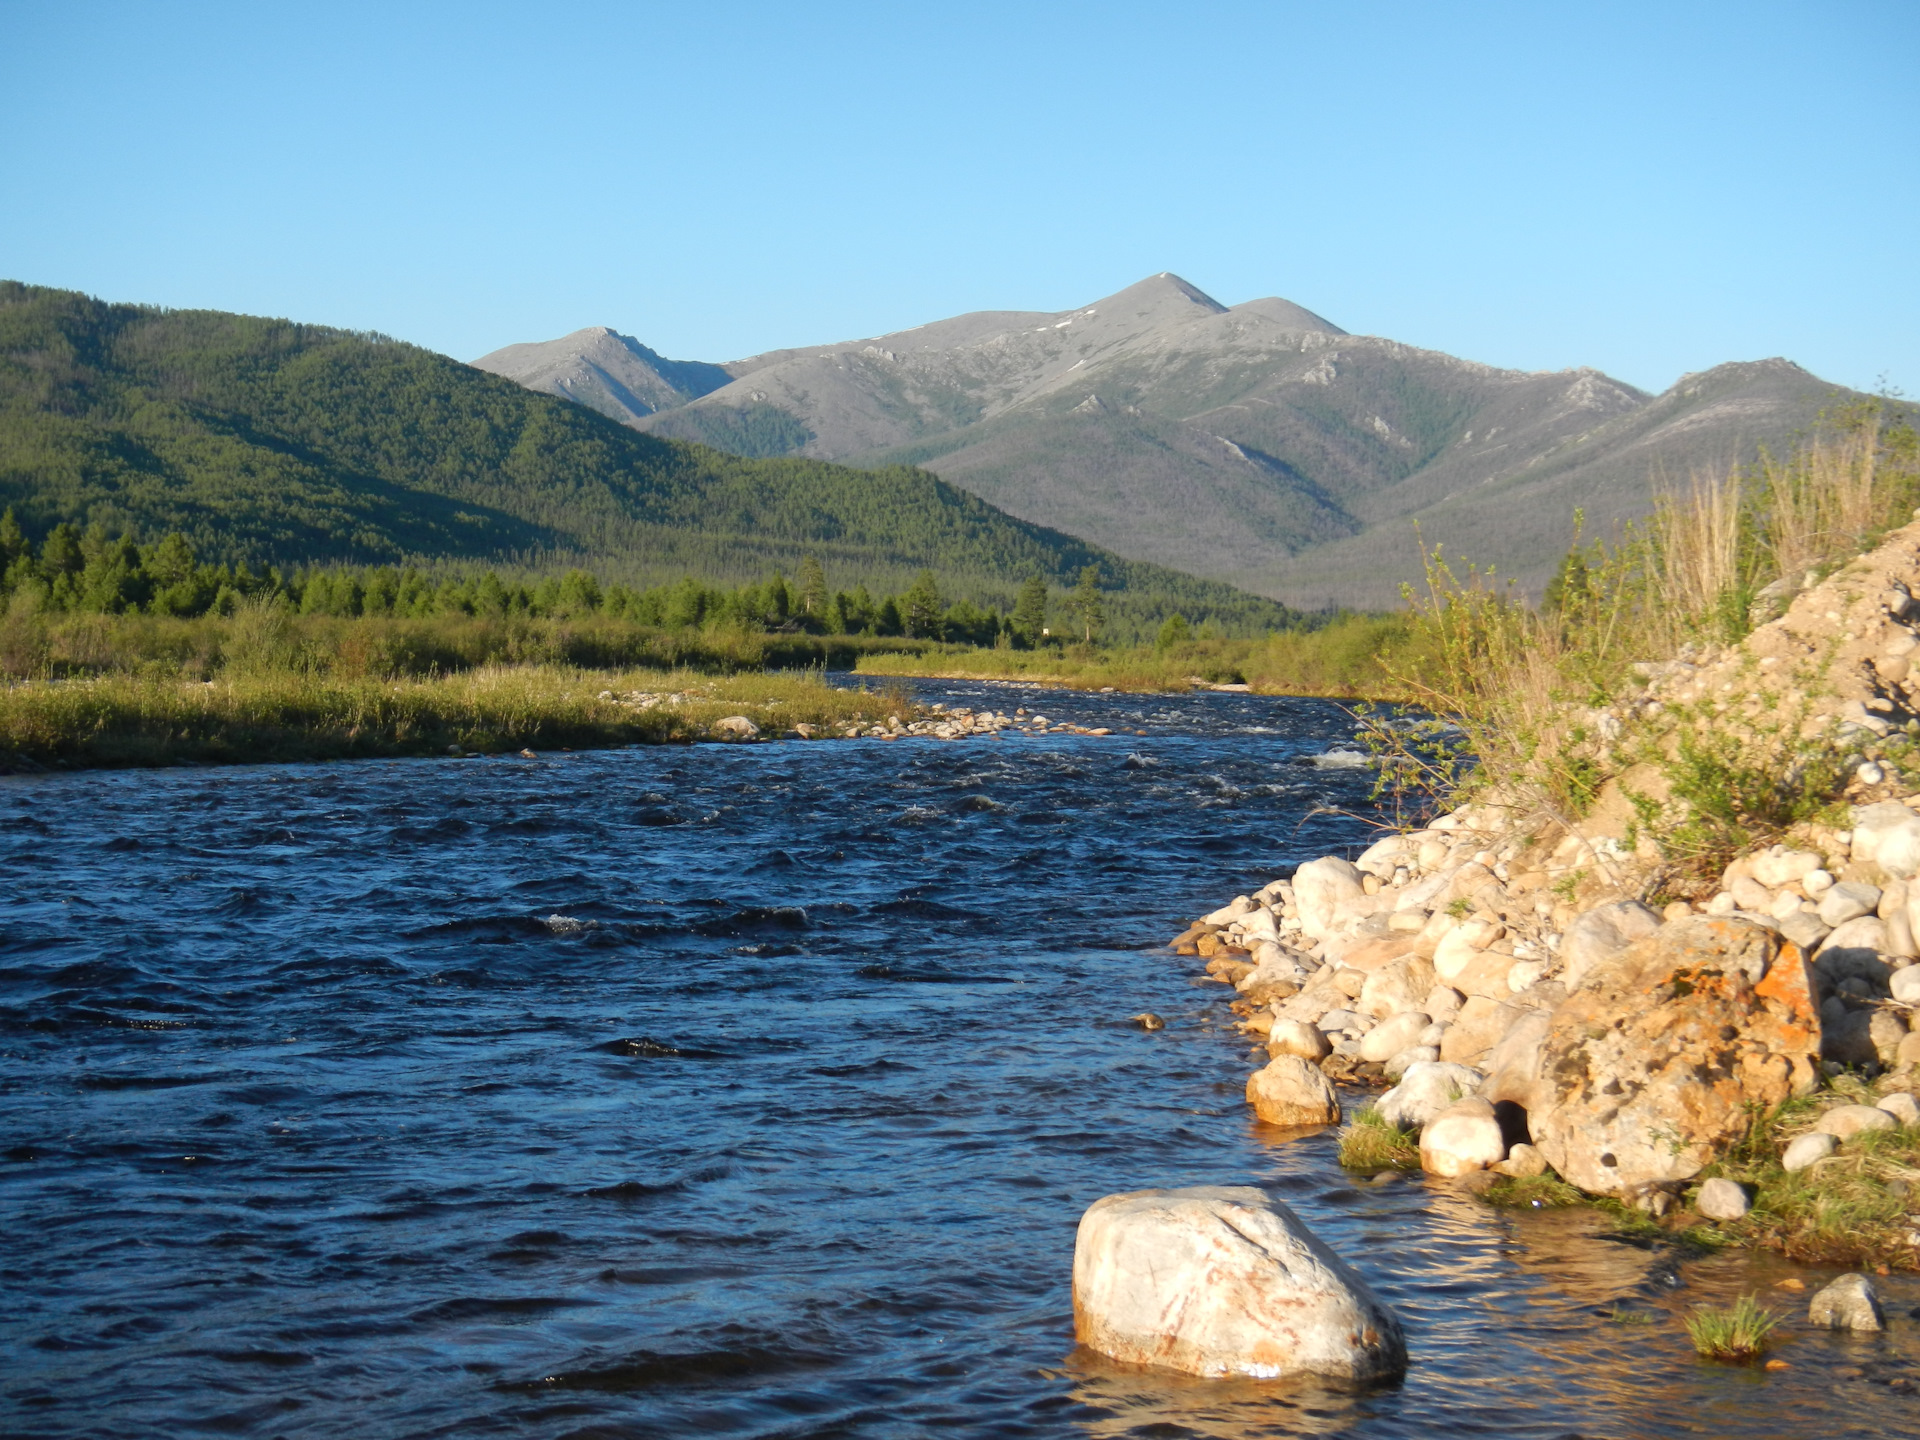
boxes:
[0,680,1916,1437]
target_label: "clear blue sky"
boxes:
[3,1,1914,395]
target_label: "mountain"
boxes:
[481,275,1867,608]
[472,326,731,426]
[0,281,1295,641]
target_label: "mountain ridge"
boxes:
[476,275,1862,608]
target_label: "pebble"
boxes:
[1130,1013,1165,1031]
[1782,1131,1838,1171]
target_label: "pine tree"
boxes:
[902,570,942,638]
[1155,613,1191,651]
[1066,565,1105,644]
[1010,573,1047,648]
[798,554,827,616]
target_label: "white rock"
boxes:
[1383,1045,1439,1080]
[1505,959,1548,994]
[1695,1177,1750,1220]
[712,715,761,738]
[1239,908,1282,944]
[1768,889,1808,921]
[1376,1061,1485,1130]
[1782,1131,1838,1171]
[1753,849,1823,888]
[1432,926,1482,981]
[1355,835,1412,878]
[1818,915,1890,969]
[1267,1019,1332,1061]
[1360,1011,1432,1063]
[1802,868,1835,896]
[1245,1055,1340,1126]
[1424,985,1464,1022]
[1292,858,1366,940]
[1730,875,1774,912]
[1492,1142,1547,1178]
[1891,965,1920,1003]
[1203,896,1258,926]
[1560,900,1664,989]
[1815,1103,1898,1139]
[1807,1272,1884,1332]
[1704,891,1738,917]
[1072,1186,1408,1379]
[1877,1091,1920,1126]
[1778,909,1831,952]
[1418,1097,1507,1177]
[1851,800,1920,877]
[1417,1022,1447,1047]
[1818,881,1881,928]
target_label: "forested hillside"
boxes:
[0,282,1295,640]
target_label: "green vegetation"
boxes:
[1480,1172,1587,1209]
[1335,1105,1420,1170]
[1690,1082,1920,1270]
[1684,1295,1779,1363]
[1364,403,1920,885]
[0,665,917,769]
[0,281,1295,644]
[855,612,1432,699]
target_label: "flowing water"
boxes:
[2,682,1916,1438]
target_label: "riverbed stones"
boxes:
[1782,1131,1838,1171]
[1807,1273,1885,1331]
[1246,1055,1340,1127]
[1851,801,1920,878]
[713,715,760,739]
[1377,1060,1484,1130]
[1359,954,1437,1020]
[1559,900,1664,990]
[1292,858,1366,940]
[1438,995,1524,1065]
[1526,918,1822,1194]
[1695,1177,1751,1220]
[1359,1010,1432,1062]
[1878,1091,1920,1125]
[1492,1142,1547,1178]
[1818,882,1882,928]
[1267,1019,1332,1061]
[1814,1103,1899,1140]
[1384,1045,1439,1079]
[1419,1097,1507,1177]
[1071,1186,1407,1381]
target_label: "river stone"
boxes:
[1360,1011,1432,1063]
[1419,1097,1507,1177]
[712,715,761,738]
[1359,954,1437,1020]
[1377,1060,1485,1130]
[1851,801,1920,878]
[1753,849,1823,888]
[1424,985,1464,1022]
[1267,1019,1333,1061]
[1246,1055,1340,1127]
[1878,1091,1920,1126]
[1526,918,1822,1195]
[1695,1177,1751,1220]
[1778,909,1832,953]
[1446,948,1520,1002]
[1815,1103,1898,1140]
[1819,882,1882,928]
[1293,858,1366,940]
[1492,1142,1547,1178]
[1560,900,1664,990]
[1071,1186,1407,1380]
[1730,875,1774,912]
[1438,994,1523,1064]
[1782,1131,1838,1171]
[1384,1045,1439,1080]
[1870,1009,1911,1065]
[1892,965,1920,1004]
[1478,1008,1554,1108]
[1807,1273,1884,1331]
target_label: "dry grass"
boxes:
[1364,404,1919,852]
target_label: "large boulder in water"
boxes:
[1528,918,1821,1194]
[1072,1186,1407,1381]
[1245,1055,1340,1127]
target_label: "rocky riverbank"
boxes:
[1177,518,1920,1266]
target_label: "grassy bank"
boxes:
[0,667,919,769]
[854,612,1432,698]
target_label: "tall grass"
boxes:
[1375,403,1919,842]
[1684,1294,1778,1362]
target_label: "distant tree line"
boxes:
[0,510,1126,648]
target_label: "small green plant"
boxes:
[1684,1294,1778,1362]
[1605,1304,1655,1325]
[1336,1105,1420,1170]
[1481,1173,1585,1208]
[1446,897,1473,918]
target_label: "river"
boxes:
[2,681,1914,1437]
